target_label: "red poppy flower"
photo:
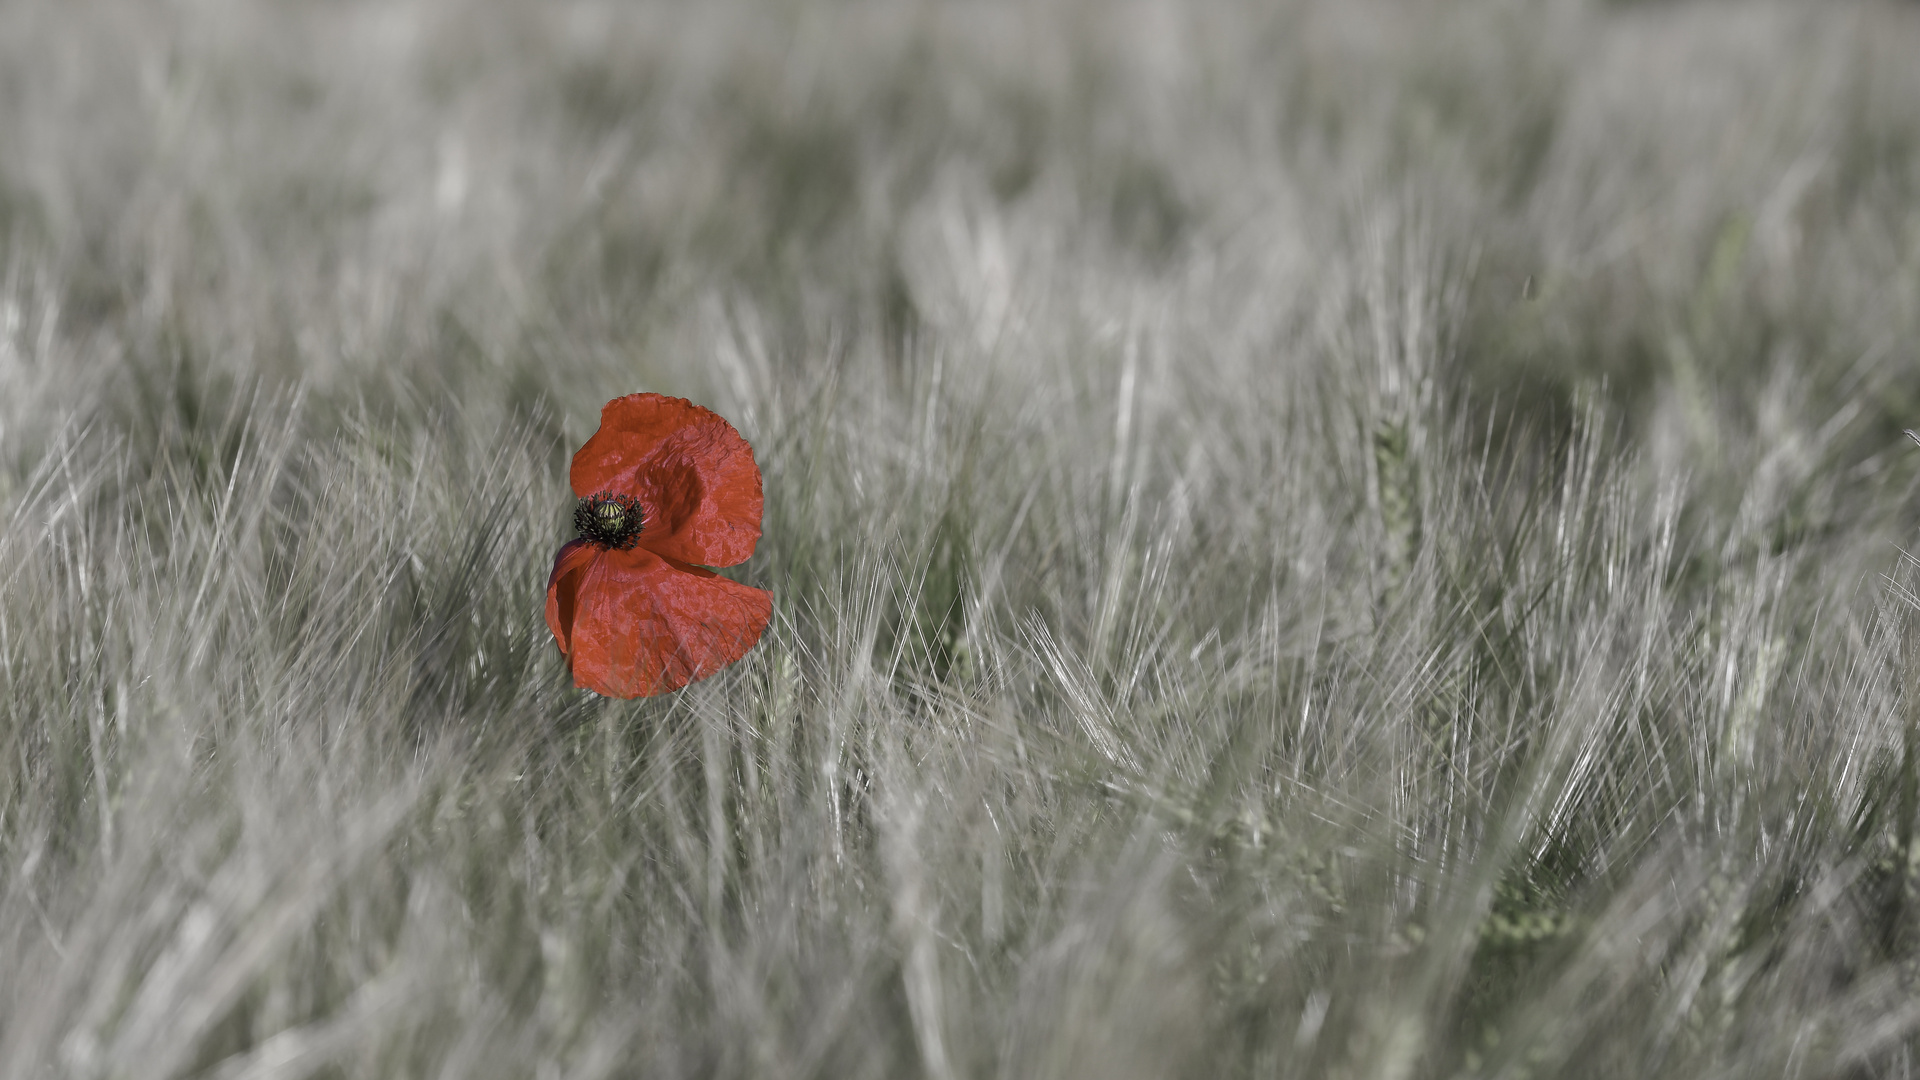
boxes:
[545,393,773,697]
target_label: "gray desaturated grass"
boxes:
[5,0,1920,1075]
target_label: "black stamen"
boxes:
[574,492,646,549]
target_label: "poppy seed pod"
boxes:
[574,492,646,549]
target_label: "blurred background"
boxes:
[4,0,1915,457]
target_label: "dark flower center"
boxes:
[575,492,646,549]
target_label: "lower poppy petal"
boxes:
[545,539,602,656]
[549,544,772,698]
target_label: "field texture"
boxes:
[7,0,1920,1076]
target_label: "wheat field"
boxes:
[5,1,1920,1076]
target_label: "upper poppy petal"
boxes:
[548,543,772,698]
[569,393,763,568]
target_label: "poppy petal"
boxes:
[569,393,763,568]
[547,543,772,698]
[544,539,603,657]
